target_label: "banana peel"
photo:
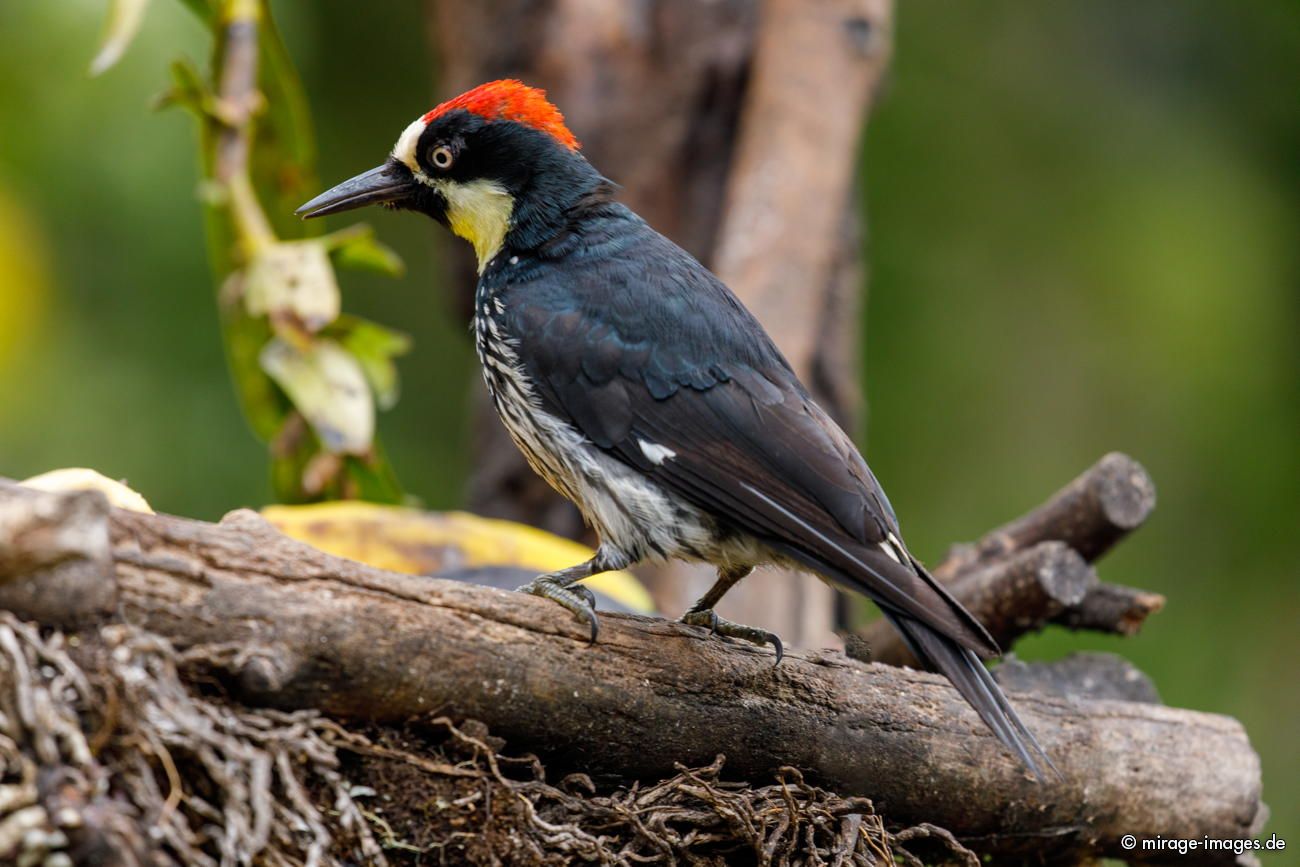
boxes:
[262,501,655,614]
[14,468,653,615]
[21,468,155,514]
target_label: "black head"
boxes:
[297,80,606,269]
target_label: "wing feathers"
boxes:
[611,379,999,657]
[741,483,998,656]
[498,220,1048,773]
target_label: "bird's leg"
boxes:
[516,549,625,644]
[680,566,784,663]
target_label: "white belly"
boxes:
[475,312,767,566]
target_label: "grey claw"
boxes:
[573,584,597,611]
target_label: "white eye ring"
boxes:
[430,145,454,169]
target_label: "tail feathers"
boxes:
[887,612,1057,781]
[765,529,999,659]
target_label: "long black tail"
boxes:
[752,491,1054,777]
[766,531,1054,777]
[886,611,1056,780]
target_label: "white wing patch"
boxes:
[879,531,907,564]
[638,439,677,466]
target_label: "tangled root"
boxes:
[0,613,974,866]
[0,614,381,866]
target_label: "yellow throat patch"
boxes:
[433,178,514,271]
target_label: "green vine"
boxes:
[93,0,409,503]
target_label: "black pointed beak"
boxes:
[296,163,413,219]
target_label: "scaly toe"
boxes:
[517,577,600,644]
[680,609,720,634]
[680,610,783,664]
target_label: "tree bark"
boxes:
[0,482,1265,864]
[992,652,1162,704]
[427,0,890,648]
[1056,582,1167,636]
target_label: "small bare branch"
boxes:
[935,452,1157,581]
[1055,582,1166,636]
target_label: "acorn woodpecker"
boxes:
[298,80,1051,776]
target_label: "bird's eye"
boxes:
[429,145,454,170]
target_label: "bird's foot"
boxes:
[517,576,599,643]
[680,609,784,664]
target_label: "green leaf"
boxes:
[174,0,217,27]
[266,419,404,504]
[342,449,405,504]
[111,0,409,505]
[326,225,406,278]
[90,0,151,76]
[154,58,212,116]
[260,337,374,455]
[218,289,287,440]
[251,0,319,236]
[268,411,315,502]
[331,315,412,410]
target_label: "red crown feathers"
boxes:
[423,80,580,151]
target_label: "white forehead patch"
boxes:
[393,117,428,173]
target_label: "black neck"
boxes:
[506,166,616,254]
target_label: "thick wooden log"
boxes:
[992,652,1162,704]
[0,482,1264,862]
[0,487,114,626]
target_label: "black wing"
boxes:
[507,220,991,651]
[504,216,1052,776]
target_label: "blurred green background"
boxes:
[1,0,1295,847]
